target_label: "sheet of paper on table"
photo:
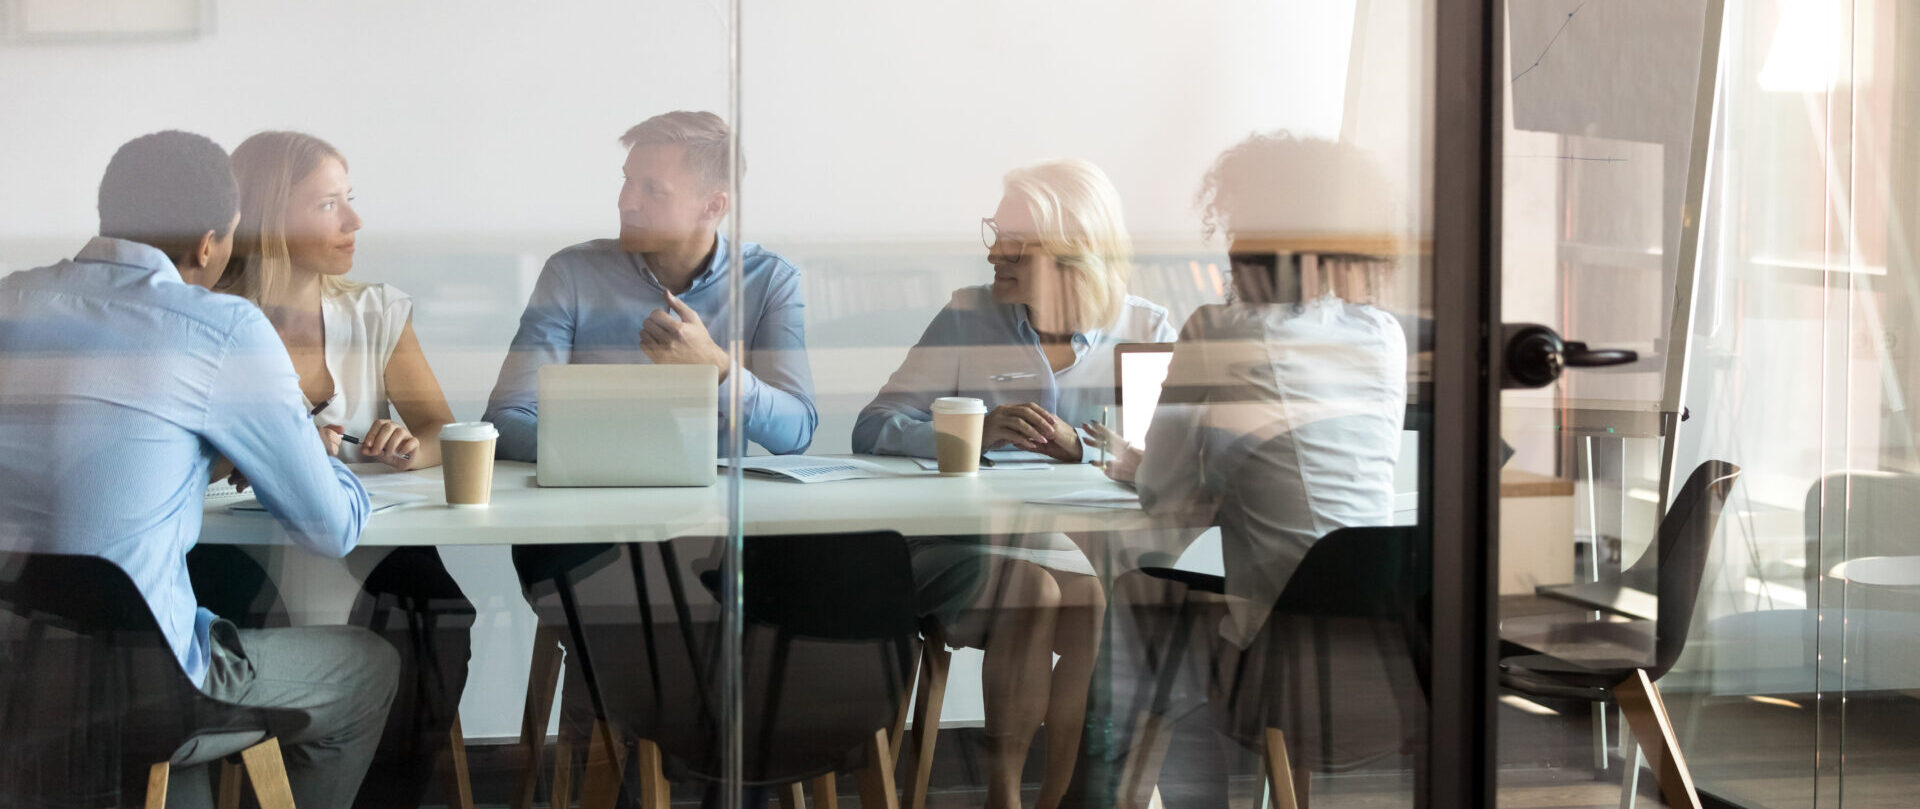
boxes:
[1024,487,1142,510]
[910,457,1051,472]
[228,491,427,515]
[720,455,929,483]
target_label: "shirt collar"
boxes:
[631,233,730,295]
[1008,302,1096,351]
[73,237,184,283]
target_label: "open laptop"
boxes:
[1113,342,1175,445]
[537,364,717,487]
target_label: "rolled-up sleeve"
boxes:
[202,312,368,557]
[853,304,962,457]
[485,256,577,462]
[734,263,817,455]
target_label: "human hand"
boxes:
[358,419,420,470]
[1083,421,1142,484]
[318,424,344,457]
[984,403,1081,462]
[639,291,730,382]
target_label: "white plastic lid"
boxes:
[931,397,987,415]
[440,421,499,442]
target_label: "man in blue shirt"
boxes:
[0,131,398,809]
[485,110,816,458]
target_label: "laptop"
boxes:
[1113,342,1175,444]
[537,364,717,487]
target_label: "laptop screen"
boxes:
[1114,343,1175,444]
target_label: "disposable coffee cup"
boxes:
[440,422,498,508]
[931,397,987,476]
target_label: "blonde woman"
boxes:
[854,159,1176,809]
[219,130,467,808]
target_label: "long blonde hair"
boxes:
[218,131,360,304]
[1002,158,1133,333]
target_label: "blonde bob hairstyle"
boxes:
[1001,158,1133,333]
[218,130,359,304]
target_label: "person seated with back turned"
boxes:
[854,158,1177,809]
[0,131,398,809]
[1095,131,1408,646]
[1087,135,1411,803]
[484,110,816,458]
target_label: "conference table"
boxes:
[199,455,1209,751]
[201,456,1182,547]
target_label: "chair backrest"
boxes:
[0,551,261,808]
[558,534,921,786]
[1801,470,1920,595]
[1648,460,1741,678]
[1271,524,1427,620]
[1231,525,1428,773]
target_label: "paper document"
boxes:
[1025,487,1142,510]
[911,457,1050,472]
[228,491,427,515]
[720,456,916,483]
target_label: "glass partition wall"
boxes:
[1497,0,1920,807]
[0,2,1485,809]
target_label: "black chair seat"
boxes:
[1499,653,1635,696]
[1139,566,1227,594]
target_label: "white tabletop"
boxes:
[201,455,1178,546]
[1828,555,1920,588]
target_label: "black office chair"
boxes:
[1119,525,1429,809]
[353,546,478,809]
[1499,460,1739,809]
[510,543,632,809]
[0,552,299,809]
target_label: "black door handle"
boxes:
[1501,324,1638,389]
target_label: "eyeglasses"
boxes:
[981,217,1032,264]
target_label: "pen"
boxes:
[339,433,413,462]
[308,397,333,417]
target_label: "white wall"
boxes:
[0,0,1375,739]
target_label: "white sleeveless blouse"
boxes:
[302,283,412,461]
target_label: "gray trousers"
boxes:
[165,622,401,809]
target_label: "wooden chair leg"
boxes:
[811,773,839,809]
[580,719,629,809]
[142,761,169,809]
[778,781,809,809]
[444,715,476,809]
[1264,728,1303,809]
[516,626,566,809]
[1117,709,1177,809]
[217,758,243,809]
[888,648,922,773]
[552,733,577,809]
[1614,670,1704,809]
[904,641,949,809]
[856,728,900,809]
[239,737,299,809]
[635,738,670,809]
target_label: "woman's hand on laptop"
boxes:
[640,292,730,382]
[1083,421,1142,484]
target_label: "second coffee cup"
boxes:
[931,397,987,476]
[440,421,499,508]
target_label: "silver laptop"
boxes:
[536,364,717,487]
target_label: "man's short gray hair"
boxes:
[619,111,735,191]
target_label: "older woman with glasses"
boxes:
[854,158,1177,809]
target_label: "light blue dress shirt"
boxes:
[484,236,817,460]
[0,238,370,686]
[853,285,1177,458]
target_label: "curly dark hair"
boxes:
[1194,130,1398,248]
